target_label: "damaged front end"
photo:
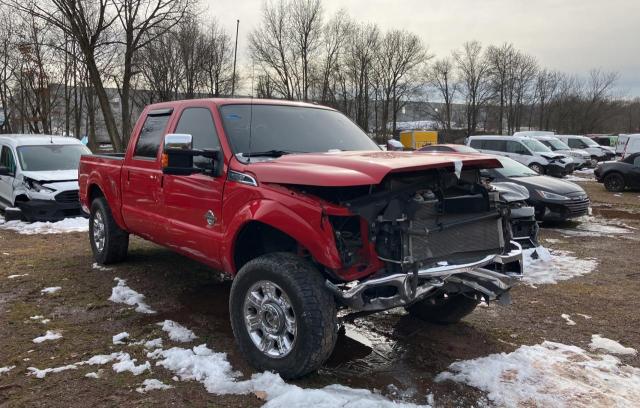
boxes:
[316,168,524,313]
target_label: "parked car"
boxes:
[527,136,594,169]
[0,135,91,221]
[616,134,640,159]
[79,99,524,379]
[419,143,479,153]
[594,152,640,192]
[555,135,616,161]
[481,156,590,222]
[589,135,618,149]
[467,135,575,177]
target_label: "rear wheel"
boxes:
[528,163,545,174]
[229,252,338,379]
[406,293,479,324]
[89,197,129,264]
[603,173,625,192]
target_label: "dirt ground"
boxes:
[1,177,639,407]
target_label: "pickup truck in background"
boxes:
[79,99,524,378]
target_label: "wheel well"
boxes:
[88,184,105,203]
[603,171,624,182]
[14,194,29,204]
[233,221,298,272]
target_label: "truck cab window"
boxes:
[174,108,221,168]
[0,146,16,174]
[134,114,171,158]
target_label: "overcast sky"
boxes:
[204,0,640,97]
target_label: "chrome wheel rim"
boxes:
[92,211,106,252]
[243,280,297,358]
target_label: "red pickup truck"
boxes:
[79,99,523,378]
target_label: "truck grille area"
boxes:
[409,212,505,262]
[55,190,79,204]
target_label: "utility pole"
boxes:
[231,19,239,96]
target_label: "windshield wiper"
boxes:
[241,149,306,158]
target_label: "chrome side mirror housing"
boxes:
[164,133,193,151]
[162,133,223,177]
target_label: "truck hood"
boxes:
[20,169,79,183]
[244,151,502,187]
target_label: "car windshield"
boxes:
[219,104,379,159]
[17,144,91,171]
[542,138,569,151]
[520,139,551,153]
[493,157,539,178]
[581,137,599,147]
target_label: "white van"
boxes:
[0,134,91,221]
[619,134,640,158]
[466,135,575,177]
[555,135,616,161]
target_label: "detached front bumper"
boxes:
[326,241,523,312]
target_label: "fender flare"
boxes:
[84,171,127,230]
[221,199,342,274]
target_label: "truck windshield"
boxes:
[581,137,599,147]
[219,104,379,159]
[17,144,91,171]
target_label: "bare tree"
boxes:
[111,0,190,144]
[201,20,234,97]
[8,0,124,150]
[376,29,427,136]
[429,57,458,138]
[454,41,491,136]
[290,0,322,100]
[250,0,295,99]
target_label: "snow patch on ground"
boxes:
[112,332,129,345]
[33,330,62,343]
[85,371,101,379]
[589,335,637,355]
[553,216,634,237]
[41,286,61,294]
[109,277,155,314]
[148,344,425,407]
[28,364,78,378]
[0,365,15,374]
[436,341,640,408]
[144,338,163,349]
[92,263,112,271]
[7,274,28,279]
[0,216,88,235]
[561,314,576,326]
[158,320,197,343]
[112,354,151,376]
[136,378,174,393]
[522,246,598,285]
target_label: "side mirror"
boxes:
[162,134,223,177]
[0,165,12,176]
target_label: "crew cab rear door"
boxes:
[161,104,226,268]
[121,108,173,241]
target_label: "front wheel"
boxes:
[89,197,129,264]
[529,163,545,174]
[406,293,479,324]
[603,173,625,192]
[229,253,338,379]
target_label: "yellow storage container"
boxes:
[399,130,438,149]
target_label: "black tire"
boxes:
[406,293,479,324]
[529,163,545,174]
[229,252,338,379]
[603,173,625,192]
[89,197,129,264]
